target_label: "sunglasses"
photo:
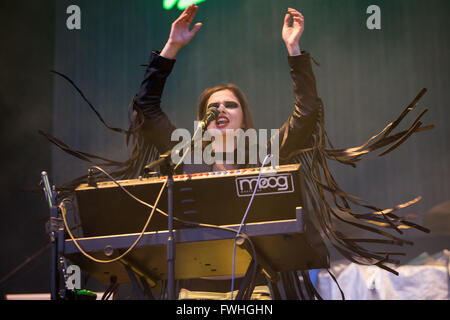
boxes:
[207,101,239,110]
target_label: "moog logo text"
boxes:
[236,174,294,197]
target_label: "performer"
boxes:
[132,5,319,299]
[127,4,430,299]
[45,4,432,300]
[134,5,317,174]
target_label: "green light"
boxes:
[163,0,207,11]
[163,0,178,10]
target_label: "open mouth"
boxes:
[215,115,230,128]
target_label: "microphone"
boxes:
[201,107,219,131]
[41,171,53,208]
[143,107,219,174]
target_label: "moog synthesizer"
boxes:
[75,164,306,237]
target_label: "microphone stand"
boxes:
[41,171,63,300]
[144,152,176,300]
[142,132,196,300]
[143,109,218,300]
[166,160,175,300]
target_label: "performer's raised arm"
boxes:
[278,8,321,161]
[160,4,202,59]
[133,4,202,155]
[282,8,304,56]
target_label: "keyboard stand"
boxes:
[62,208,329,300]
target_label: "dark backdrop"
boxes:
[1,0,449,295]
[0,1,54,294]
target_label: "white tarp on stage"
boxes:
[316,250,450,300]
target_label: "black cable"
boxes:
[327,268,345,300]
[300,270,313,300]
[242,238,259,300]
[101,287,111,300]
[293,271,306,300]
[300,270,323,300]
[103,283,120,300]
[101,276,118,300]
[280,271,298,300]
[289,270,301,300]
[243,264,259,300]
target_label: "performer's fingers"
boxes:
[288,8,304,21]
[288,8,302,16]
[189,22,202,37]
[186,4,198,23]
[189,6,198,22]
[176,4,194,23]
[175,11,189,24]
[293,16,304,26]
[283,13,291,27]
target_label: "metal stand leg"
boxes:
[124,265,145,300]
[50,230,59,300]
[267,277,282,300]
[166,172,175,300]
[139,276,155,300]
[280,271,299,300]
[234,235,281,300]
[236,259,260,300]
[124,265,155,300]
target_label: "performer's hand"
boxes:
[282,8,304,56]
[161,4,202,59]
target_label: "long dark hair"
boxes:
[197,83,255,130]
